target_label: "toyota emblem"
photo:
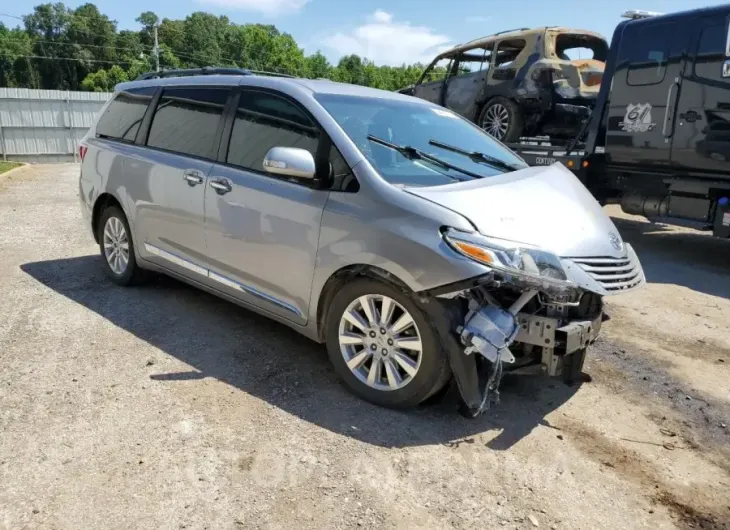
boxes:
[609,232,623,251]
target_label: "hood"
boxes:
[405,163,625,258]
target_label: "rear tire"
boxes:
[478,97,524,143]
[325,279,450,408]
[98,206,147,286]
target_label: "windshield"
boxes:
[315,93,527,186]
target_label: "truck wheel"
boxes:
[478,97,524,143]
[324,279,450,408]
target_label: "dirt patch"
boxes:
[655,492,730,530]
[557,415,730,528]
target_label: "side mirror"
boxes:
[263,147,316,180]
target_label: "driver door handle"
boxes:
[209,177,232,195]
[183,169,204,186]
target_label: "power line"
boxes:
[1,11,265,69]
[3,11,213,37]
[1,38,235,67]
[0,12,157,45]
[5,53,133,65]
[2,36,152,55]
[0,10,254,47]
[1,13,240,63]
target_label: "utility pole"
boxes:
[153,24,160,72]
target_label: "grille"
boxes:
[570,253,644,292]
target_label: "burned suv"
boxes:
[398,27,608,142]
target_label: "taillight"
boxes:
[79,145,88,161]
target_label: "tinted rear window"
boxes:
[147,87,229,159]
[96,86,156,142]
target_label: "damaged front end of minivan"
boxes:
[418,229,638,418]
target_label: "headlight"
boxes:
[443,228,571,285]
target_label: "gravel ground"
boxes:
[0,164,728,530]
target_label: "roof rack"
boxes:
[135,67,253,80]
[135,67,298,81]
[248,69,296,78]
[492,27,530,36]
[621,9,663,20]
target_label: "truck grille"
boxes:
[570,254,644,292]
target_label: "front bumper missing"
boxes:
[460,303,519,364]
[452,301,602,416]
[514,312,602,376]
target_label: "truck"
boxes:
[403,6,730,239]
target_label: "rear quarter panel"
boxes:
[80,138,149,245]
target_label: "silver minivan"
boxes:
[79,69,644,416]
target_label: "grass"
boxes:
[0,161,22,175]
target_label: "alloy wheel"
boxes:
[103,216,130,275]
[482,103,510,140]
[338,294,423,391]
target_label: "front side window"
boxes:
[147,87,228,159]
[96,86,156,142]
[619,22,673,86]
[226,91,319,173]
[316,93,527,187]
[453,47,492,75]
[419,58,453,84]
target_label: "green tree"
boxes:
[23,2,73,89]
[0,23,36,87]
[2,2,433,92]
[80,63,128,91]
[304,51,330,79]
[135,11,158,48]
[334,54,366,85]
[239,24,281,70]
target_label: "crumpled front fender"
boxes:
[419,298,483,411]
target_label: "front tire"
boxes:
[98,206,147,286]
[325,279,450,408]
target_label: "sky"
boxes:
[2,0,729,66]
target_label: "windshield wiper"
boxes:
[428,139,523,172]
[366,135,485,181]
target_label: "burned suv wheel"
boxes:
[478,97,524,143]
[325,279,450,408]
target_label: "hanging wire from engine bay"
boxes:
[460,289,539,417]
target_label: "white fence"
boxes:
[0,88,112,163]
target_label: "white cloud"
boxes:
[372,10,392,24]
[321,10,451,66]
[196,0,310,16]
[466,15,491,23]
